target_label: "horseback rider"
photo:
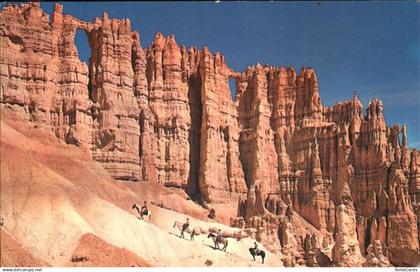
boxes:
[252,241,260,255]
[181,218,190,237]
[216,228,222,243]
[249,241,265,263]
[140,201,149,219]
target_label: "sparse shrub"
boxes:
[208,208,216,219]
[71,255,89,262]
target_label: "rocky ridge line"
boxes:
[1,3,419,266]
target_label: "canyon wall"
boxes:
[1,3,419,266]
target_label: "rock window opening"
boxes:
[74,29,90,64]
[74,29,94,99]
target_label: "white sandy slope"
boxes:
[0,108,283,267]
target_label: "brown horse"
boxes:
[249,248,266,264]
[208,233,228,252]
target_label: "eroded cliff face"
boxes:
[1,3,419,266]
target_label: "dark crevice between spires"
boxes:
[186,72,203,204]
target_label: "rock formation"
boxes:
[363,240,390,267]
[332,203,364,266]
[1,2,419,266]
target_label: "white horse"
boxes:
[132,203,152,221]
[208,233,228,251]
[173,221,200,240]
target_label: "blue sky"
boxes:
[8,2,420,148]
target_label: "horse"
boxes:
[132,204,152,221]
[249,248,266,264]
[208,233,228,252]
[173,221,200,240]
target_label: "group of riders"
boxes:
[179,217,261,257]
[133,201,263,262]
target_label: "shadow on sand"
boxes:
[169,231,182,239]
